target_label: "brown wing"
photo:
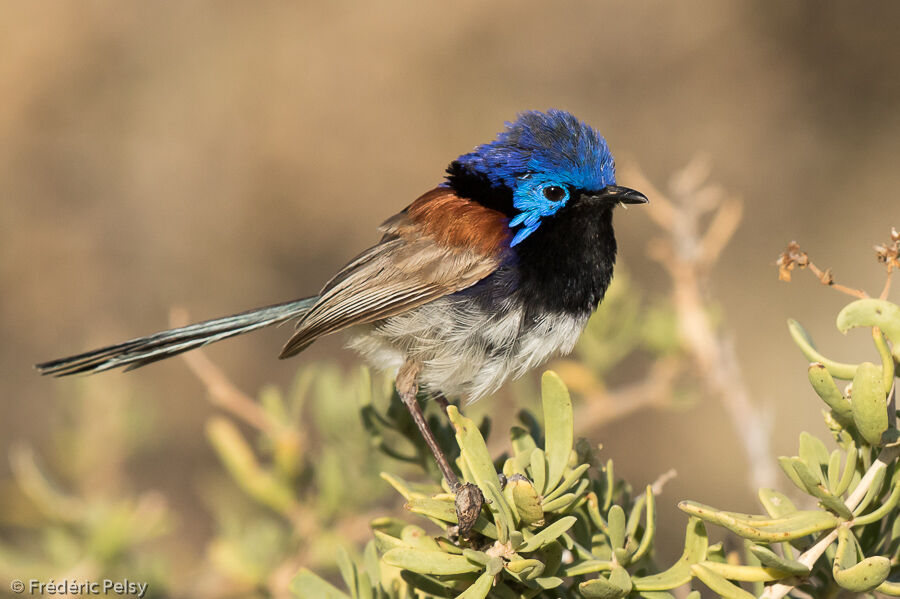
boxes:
[278,188,510,358]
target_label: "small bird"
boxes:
[37,109,647,533]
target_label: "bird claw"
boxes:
[455,482,485,538]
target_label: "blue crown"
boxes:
[455,110,616,192]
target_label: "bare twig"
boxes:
[876,227,899,300]
[804,260,867,299]
[622,158,777,490]
[169,308,280,434]
[778,226,899,301]
[651,468,678,495]
[697,198,743,271]
[574,358,683,432]
[881,269,893,300]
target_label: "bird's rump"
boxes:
[279,188,510,358]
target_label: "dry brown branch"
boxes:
[881,269,894,300]
[621,158,777,490]
[169,308,280,434]
[776,242,868,299]
[650,468,678,496]
[574,358,683,432]
[776,229,900,301]
[876,227,899,299]
[697,198,744,270]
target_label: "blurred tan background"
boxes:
[3,0,900,583]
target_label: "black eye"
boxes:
[543,185,566,202]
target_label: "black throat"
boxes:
[512,201,617,318]
[446,162,618,319]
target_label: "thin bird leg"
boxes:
[396,362,461,489]
[433,393,451,417]
[396,361,484,536]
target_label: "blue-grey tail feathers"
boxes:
[35,297,318,377]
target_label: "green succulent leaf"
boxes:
[873,328,897,393]
[543,463,590,504]
[382,548,482,575]
[335,546,358,596]
[607,504,627,550]
[836,298,900,348]
[447,406,515,542]
[678,501,840,541]
[747,544,809,576]
[877,580,900,596]
[454,570,493,599]
[563,560,613,577]
[206,417,297,515]
[852,472,900,526]
[362,541,381,591]
[788,319,858,379]
[608,566,634,594]
[399,571,456,597]
[782,456,852,519]
[541,492,577,513]
[372,530,406,554]
[506,558,545,580]
[777,456,809,494]
[586,492,609,534]
[633,517,708,591]
[798,432,830,477]
[541,371,574,493]
[530,448,548,496]
[690,564,755,599]
[579,566,632,599]
[534,576,565,589]
[536,539,564,577]
[826,448,842,491]
[851,362,890,446]
[517,516,577,553]
[461,549,489,566]
[631,486,656,564]
[602,458,615,511]
[757,488,797,518]
[403,496,499,538]
[697,560,794,582]
[833,444,858,497]
[401,525,443,552]
[510,426,538,462]
[405,496,455,524]
[290,570,352,599]
[509,476,544,526]
[852,462,887,515]
[380,473,415,501]
[832,527,890,592]
[807,364,854,426]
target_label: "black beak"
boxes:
[590,185,649,205]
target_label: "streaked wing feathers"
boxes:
[279,188,509,357]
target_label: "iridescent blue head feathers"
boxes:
[453,110,617,246]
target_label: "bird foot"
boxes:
[455,482,485,537]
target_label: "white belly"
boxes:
[347,296,588,402]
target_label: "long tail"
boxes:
[35,297,318,377]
